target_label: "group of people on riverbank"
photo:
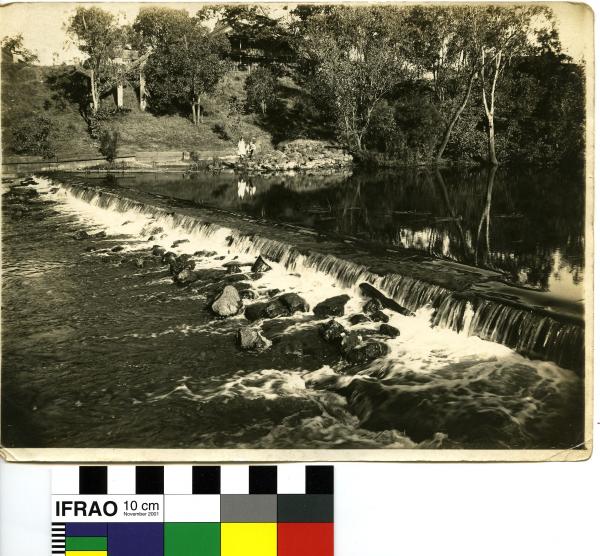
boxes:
[238,137,256,160]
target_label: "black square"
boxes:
[306,465,334,494]
[79,466,107,494]
[192,466,221,494]
[135,466,164,494]
[249,466,277,494]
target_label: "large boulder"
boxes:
[278,292,310,314]
[152,245,166,257]
[211,286,243,317]
[237,327,271,351]
[251,255,272,273]
[359,283,415,316]
[313,294,350,318]
[345,342,389,364]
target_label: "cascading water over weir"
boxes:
[58,176,584,373]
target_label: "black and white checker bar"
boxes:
[52,465,334,495]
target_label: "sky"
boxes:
[0,1,594,66]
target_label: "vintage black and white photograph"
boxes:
[0,2,592,459]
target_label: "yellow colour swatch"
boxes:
[65,552,107,556]
[221,523,277,556]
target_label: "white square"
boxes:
[107,466,136,494]
[51,466,79,494]
[220,466,249,494]
[164,495,220,522]
[164,465,192,495]
[277,464,306,494]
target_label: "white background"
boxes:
[1,457,599,555]
[1,0,598,554]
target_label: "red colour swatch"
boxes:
[278,522,334,556]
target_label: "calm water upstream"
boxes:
[1,168,585,449]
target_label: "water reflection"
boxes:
[79,165,584,301]
[237,176,256,200]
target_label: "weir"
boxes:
[56,176,584,372]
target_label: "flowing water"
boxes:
[1,169,585,450]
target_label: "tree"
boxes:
[67,7,124,113]
[472,5,551,165]
[403,7,484,163]
[297,7,411,152]
[1,34,39,64]
[245,67,278,115]
[136,9,230,125]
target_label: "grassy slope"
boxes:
[1,63,274,160]
[1,61,100,159]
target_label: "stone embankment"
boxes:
[227,139,354,174]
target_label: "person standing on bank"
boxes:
[238,137,247,159]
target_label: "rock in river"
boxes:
[245,298,288,321]
[278,292,310,314]
[345,341,389,364]
[379,323,400,338]
[313,294,350,318]
[237,327,271,351]
[73,230,89,240]
[349,313,371,326]
[173,268,199,285]
[152,245,166,257]
[211,285,243,317]
[320,319,347,343]
[359,282,415,316]
[251,256,272,273]
[370,310,389,323]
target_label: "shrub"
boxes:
[99,129,119,163]
[11,115,56,159]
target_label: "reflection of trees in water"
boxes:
[332,166,584,293]
[109,166,585,293]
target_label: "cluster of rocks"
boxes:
[229,139,353,174]
[2,177,54,220]
[318,293,402,367]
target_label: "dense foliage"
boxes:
[4,5,586,168]
[11,115,56,159]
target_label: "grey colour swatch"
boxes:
[220,495,277,522]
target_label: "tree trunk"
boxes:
[191,102,196,125]
[435,70,477,164]
[481,48,501,166]
[90,69,98,113]
[486,112,499,166]
[139,70,146,111]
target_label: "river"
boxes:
[1,167,585,450]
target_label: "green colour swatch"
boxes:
[65,536,107,551]
[164,523,220,556]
